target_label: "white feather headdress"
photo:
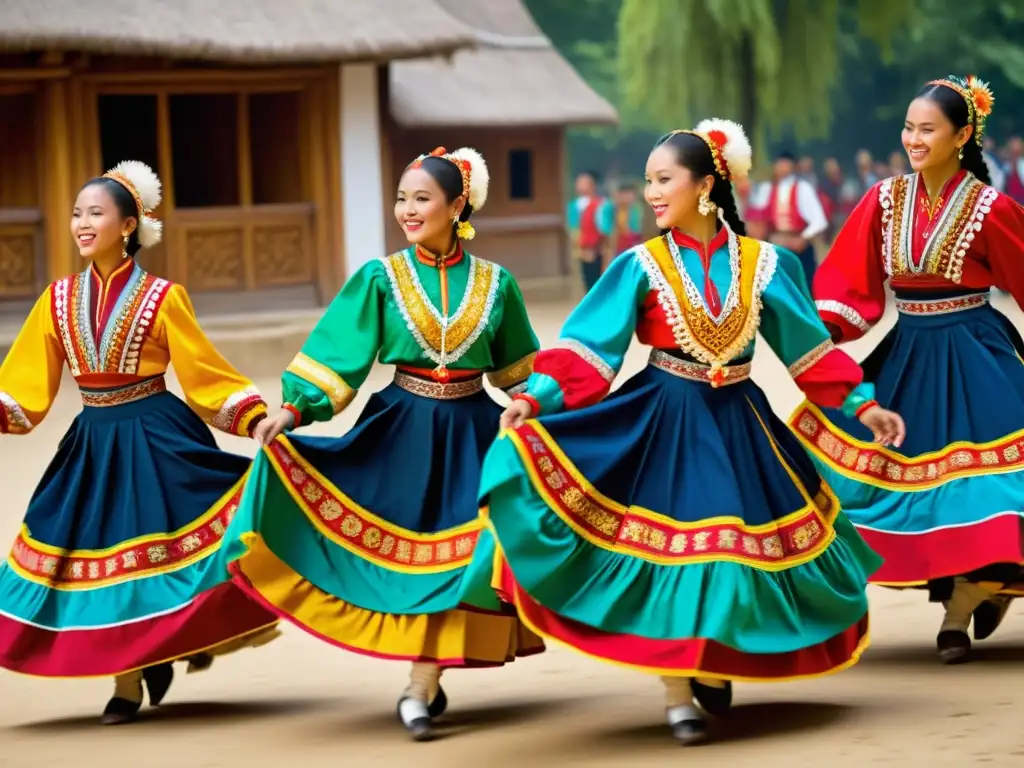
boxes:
[447,147,489,211]
[693,118,753,181]
[412,146,490,212]
[103,160,163,248]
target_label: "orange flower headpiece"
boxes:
[668,119,752,182]
[102,160,163,249]
[928,75,994,146]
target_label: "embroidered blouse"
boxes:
[281,244,540,426]
[514,228,873,417]
[814,170,1024,342]
[0,259,267,436]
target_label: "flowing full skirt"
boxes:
[481,359,880,680]
[0,384,278,677]
[790,293,1024,598]
[222,381,543,667]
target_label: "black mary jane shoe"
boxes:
[101,697,142,726]
[670,716,709,746]
[427,685,448,719]
[973,597,1011,641]
[691,679,732,717]
[937,629,971,664]
[397,696,434,742]
[142,662,174,707]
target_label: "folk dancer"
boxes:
[220,147,544,740]
[794,76,1024,663]
[484,122,903,746]
[0,161,279,724]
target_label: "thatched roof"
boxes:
[390,0,618,128]
[0,0,477,63]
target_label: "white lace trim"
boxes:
[553,339,616,382]
[52,277,79,377]
[815,300,870,332]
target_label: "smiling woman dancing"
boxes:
[795,76,1024,663]
[482,121,902,746]
[221,147,543,740]
[0,161,279,724]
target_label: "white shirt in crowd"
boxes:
[984,152,1006,192]
[748,176,829,241]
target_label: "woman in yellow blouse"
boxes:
[0,161,278,725]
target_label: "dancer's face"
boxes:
[395,167,463,250]
[71,184,135,261]
[902,97,972,173]
[644,144,713,230]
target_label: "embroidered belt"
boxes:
[80,376,167,408]
[648,349,751,386]
[393,371,483,400]
[894,292,989,315]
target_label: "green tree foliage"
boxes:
[616,0,915,154]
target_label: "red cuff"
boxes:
[793,347,864,409]
[533,347,612,411]
[513,393,541,417]
[817,309,866,344]
[282,403,302,430]
[246,412,267,437]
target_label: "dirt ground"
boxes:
[2,296,1024,767]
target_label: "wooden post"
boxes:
[40,79,74,283]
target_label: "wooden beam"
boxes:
[82,68,324,84]
[0,68,70,81]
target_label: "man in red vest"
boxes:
[746,151,828,284]
[567,171,612,292]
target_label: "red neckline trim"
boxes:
[414,242,463,267]
[670,227,729,260]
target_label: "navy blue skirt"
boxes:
[0,382,278,677]
[289,383,502,533]
[791,290,1024,597]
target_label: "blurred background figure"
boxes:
[609,180,645,255]
[566,170,612,292]
[746,151,828,283]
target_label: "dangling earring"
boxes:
[697,190,717,217]
[121,233,130,259]
[957,146,965,160]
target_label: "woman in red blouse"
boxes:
[794,75,1024,664]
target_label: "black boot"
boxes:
[973,596,1011,641]
[427,685,448,719]
[101,697,142,726]
[691,679,732,716]
[142,662,174,706]
[937,629,971,664]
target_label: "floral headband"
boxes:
[928,75,994,146]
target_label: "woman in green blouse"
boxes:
[221,147,544,740]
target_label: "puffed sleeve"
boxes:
[514,250,647,415]
[485,269,540,396]
[760,246,876,416]
[281,260,383,427]
[813,181,888,342]
[986,194,1024,306]
[160,283,268,436]
[0,287,65,434]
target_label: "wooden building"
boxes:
[0,0,477,316]
[386,0,617,282]
[0,0,615,321]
